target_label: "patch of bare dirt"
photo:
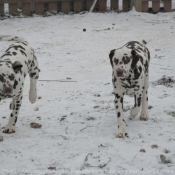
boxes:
[30,122,42,129]
[153,76,175,87]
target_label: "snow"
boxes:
[1,8,175,175]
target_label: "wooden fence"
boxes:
[0,0,172,16]
[135,0,172,13]
[0,0,132,16]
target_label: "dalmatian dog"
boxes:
[0,36,40,141]
[109,40,150,138]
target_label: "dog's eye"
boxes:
[114,58,119,65]
[9,74,15,81]
[123,57,130,64]
[0,75,5,83]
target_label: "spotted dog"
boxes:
[0,36,40,141]
[109,40,150,138]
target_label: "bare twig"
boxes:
[132,153,138,161]
[58,135,67,140]
[17,29,25,32]
[39,80,77,82]
[104,83,110,85]
[147,160,151,167]
[84,153,92,162]
[80,125,89,132]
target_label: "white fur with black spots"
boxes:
[109,40,150,138]
[0,36,40,141]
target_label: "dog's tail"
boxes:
[0,36,27,43]
[142,39,151,45]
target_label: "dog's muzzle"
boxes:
[116,68,126,78]
[3,83,13,94]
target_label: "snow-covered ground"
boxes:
[1,7,175,175]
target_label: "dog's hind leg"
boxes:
[29,54,40,104]
[3,94,23,134]
[140,75,149,121]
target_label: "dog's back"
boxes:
[0,36,34,72]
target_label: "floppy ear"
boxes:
[109,49,116,67]
[13,61,23,73]
[131,50,139,70]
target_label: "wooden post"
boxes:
[9,3,18,15]
[35,2,44,15]
[82,0,86,11]
[123,0,131,12]
[57,1,62,12]
[74,0,82,12]
[152,0,160,12]
[142,1,148,12]
[44,3,49,12]
[94,0,99,11]
[22,0,32,16]
[99,0,107,12]
[86,0,93,11]
[17,0,22,9]
[164,0,171,11]
[135,0,142,12]
[0,3,4,16]
[111,0,118,11]
[70,0,73,11]
[49,2,57,13]
[62,1,70,13]
[22,3,31,15]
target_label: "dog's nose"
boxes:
[116,69,124,77]
[3,84,12,94]
[4,87,12,94]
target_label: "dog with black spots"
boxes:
[109,40,150,138]
[0,36,40,141]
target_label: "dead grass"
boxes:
[153,76,175,87]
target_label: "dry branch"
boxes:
[39,80,77,82]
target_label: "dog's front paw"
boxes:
[29,90,37,104]
[3,127,15,134]
[130,107,140,119]
[116,132,128,138]
[140,112,149,121]
[116,123,128,138]
[0,136,3,141]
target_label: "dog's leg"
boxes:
[112,73,127,138]
[3,95,23,134]
[0,124,3,141]
[114,92,128,138]
[29,54,40,104]
[130,93,142,118]
[140,75,149,121]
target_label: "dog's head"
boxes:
[109,48,140,78]
[0,61,23,95]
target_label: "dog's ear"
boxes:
[13,61,23,73]
[109,49,116,67]
[131,50,139,70]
